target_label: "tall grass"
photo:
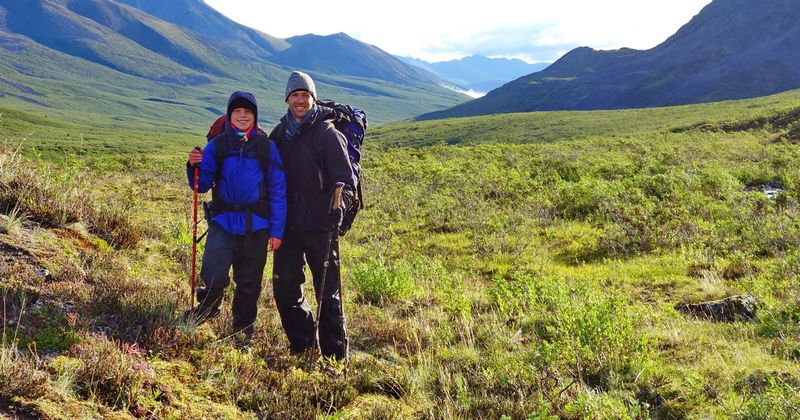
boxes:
[0,147,143,248]
[2,96,800,417]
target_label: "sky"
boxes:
[202,0,713,64]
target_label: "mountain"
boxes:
[402,55,549,92]
[268,33,432,85]
[418,0,800,120]
[0,0,215,83]
[114,0,290,59]
[0,0,466,126]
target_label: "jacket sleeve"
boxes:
[186,140,217,194]
[267,141,287,239]
[322,125,356,190]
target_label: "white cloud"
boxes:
[203,0,711,62]
[441,84,486,98]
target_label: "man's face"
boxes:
[230,107,255,131]
[286,90,314,121]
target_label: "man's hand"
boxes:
[188,147,203,167]
[269,237,282,251]
[327,207,343,227]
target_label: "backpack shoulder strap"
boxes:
[253,134,280,176]
[211,136,228,171]
[208,135,229,191]
[269,123,285,146]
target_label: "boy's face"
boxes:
[286,90,314,122]
[230,107,255,131]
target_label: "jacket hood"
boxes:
[226,91,258,123]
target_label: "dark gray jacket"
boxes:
[269,105,355,232]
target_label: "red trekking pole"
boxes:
[190,147,201,311]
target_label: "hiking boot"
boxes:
[182,305,220,325]
[183,286,224,325]
[289,345,312,357]
[233,331,253,349]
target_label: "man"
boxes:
[269,71,355,360]
[186,91,286,343]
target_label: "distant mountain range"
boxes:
[418,0,800,120]
[0,0,466,127]
[401,55,549,94]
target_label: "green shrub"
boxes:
[564,390,647,419]
[19,328,79,353]
[351,258,416,304]
[734,377,800,419]
[490,273,650,386]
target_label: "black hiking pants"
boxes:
[272,230,348,359]
[199,222,269,335]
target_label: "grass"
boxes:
[1,91,800,417]
[370,87,800,148]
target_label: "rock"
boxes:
[35,267,51,280]
[745,181,782,199]
[676,295,757,322]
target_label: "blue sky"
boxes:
[203,0,713,63]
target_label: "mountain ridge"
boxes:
[418,0,800,120]
[269,33,433,85]
[0,0,467,125]
[401,55,550,93]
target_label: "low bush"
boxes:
[71,334,155,411]
[734,377,800,419]
[85,204,143,249]
[490,273,650,389]
[351,258,416,304]
[0,345,50,400]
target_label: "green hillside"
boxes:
[0,33,460,133]
[1,93,800,417]
[377,87,800,148]
[0,0,467,127]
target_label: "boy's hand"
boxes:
[269,237,282,251]
[188,147,203,166]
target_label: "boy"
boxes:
[186,91,286,342]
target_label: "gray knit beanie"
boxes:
[284,71,317,101]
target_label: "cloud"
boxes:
[204,0,711,63]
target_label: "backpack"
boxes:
[315,100,367,236]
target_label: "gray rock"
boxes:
[676,295,757,322]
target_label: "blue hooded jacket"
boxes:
[187,91,287,239]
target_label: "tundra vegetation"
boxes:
[1,89,800,418]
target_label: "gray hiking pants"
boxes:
[200,222,269,334]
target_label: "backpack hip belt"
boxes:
[204,199,270,234]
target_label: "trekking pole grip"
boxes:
[331,182,345,212]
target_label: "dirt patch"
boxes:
[52,223,104,252]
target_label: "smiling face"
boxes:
[286,90,314,122]
[230,107,255,131]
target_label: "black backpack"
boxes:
[316,100,367,236]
